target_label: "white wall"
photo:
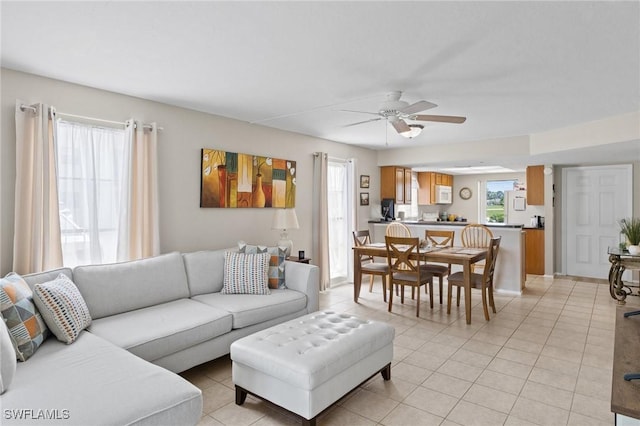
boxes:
[0,69,379,275]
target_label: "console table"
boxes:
[608,247,640,304]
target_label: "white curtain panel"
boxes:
[13,102,63,274]
[312,152,330,291]
[117,121,160,261]
[56,121,127,266]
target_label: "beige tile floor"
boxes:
[183,275,640,426]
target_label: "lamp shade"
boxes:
[271,209,299,231]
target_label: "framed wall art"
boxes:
[360,192,370,206]
[200,148,296,208]
[360,175,370,188]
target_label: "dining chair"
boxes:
[385,236,434,317]
[385,222,413,297]
[461,224,494,273]
[352,230,391,302]
[423,229,455,304]
[385,222,411,237]
[447,237,501,321]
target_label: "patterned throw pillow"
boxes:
[222,251,270,295]
[0,273,49,361]
[33,274,92,344]
[238,242,287,289]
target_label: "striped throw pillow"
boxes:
[238,242,287,289]
[33,274,91,344]
[222,251,270,295]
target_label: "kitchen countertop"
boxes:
[369,220,524,229]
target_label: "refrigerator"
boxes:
[504,190,544,225]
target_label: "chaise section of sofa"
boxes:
[2,330,202,425]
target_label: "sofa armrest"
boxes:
[284,261,319,313]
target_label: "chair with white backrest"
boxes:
[447,236,501,322]
[385,236,434,317]
[461,224,494,272]
[352,230,391,302]
[423,229,455,305]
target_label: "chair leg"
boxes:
[428,279,434,309]
[456,287,461,307]
[481,284,490,321]
[388,281,393,312]
[447,282,453,314]
[488,283,496,313]
[415,285,420,317]
[369,275,374,293]
[400,285,405,304]
[411,286,415,300]
[438,276,443,305]
[382,276,387,303]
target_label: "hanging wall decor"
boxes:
[200,149,296,208]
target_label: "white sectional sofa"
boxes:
[1,249,320,425]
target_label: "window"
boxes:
[56,121,127,267]
[485,179,518,223]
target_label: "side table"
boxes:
[608,247,640,304]
[288,256,311,264]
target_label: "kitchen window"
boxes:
[484,179,517,223]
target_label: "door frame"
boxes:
[561,164,632,276]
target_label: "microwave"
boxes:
[435,185,452,204]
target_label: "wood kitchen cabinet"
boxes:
[526,165,545,205]
[524,228,545,275]
[380,166,412,204]
[417,172,453,205]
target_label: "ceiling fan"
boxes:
[342,91,466,138]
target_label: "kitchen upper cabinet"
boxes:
[417,172,453,204]
[524,228,545,275]
[526,165,545,205]
[381,166,411,204]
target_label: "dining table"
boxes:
[353,243,488,324]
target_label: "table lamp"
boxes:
[271,208,299,257]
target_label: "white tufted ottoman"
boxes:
[230,310,395,425]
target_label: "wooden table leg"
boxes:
[354,253,362,303]
[464,261,472,324]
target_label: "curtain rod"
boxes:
[19,104,163,131]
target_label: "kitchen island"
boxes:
[369,220,526,294]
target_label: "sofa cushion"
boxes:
[73,252,190,319]
[1,331,202,425]
[0,319,17,394]
[239,243,287,289]
[33,274,92,344]
[222,251,270,295]
[182,249,225,296]
[193,289,307,329]
[88,298,232,361]
[0,273,49,361]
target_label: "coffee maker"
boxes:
[381,199,395,221]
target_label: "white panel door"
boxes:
[564,165,632,279]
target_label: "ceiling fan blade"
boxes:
[401,100,437,115]
[413,114,467,124]
[391,119,411,134]
[343,117,382,128]
[339,109,380,116]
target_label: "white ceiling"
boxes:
[2,1,639,167]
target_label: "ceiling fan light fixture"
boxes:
[400,124,424,138]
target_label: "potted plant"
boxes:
[619,217,640,255]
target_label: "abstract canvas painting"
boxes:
[200,149,296,208]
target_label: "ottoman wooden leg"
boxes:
[235,386,248,405]
[381,363,391,381]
